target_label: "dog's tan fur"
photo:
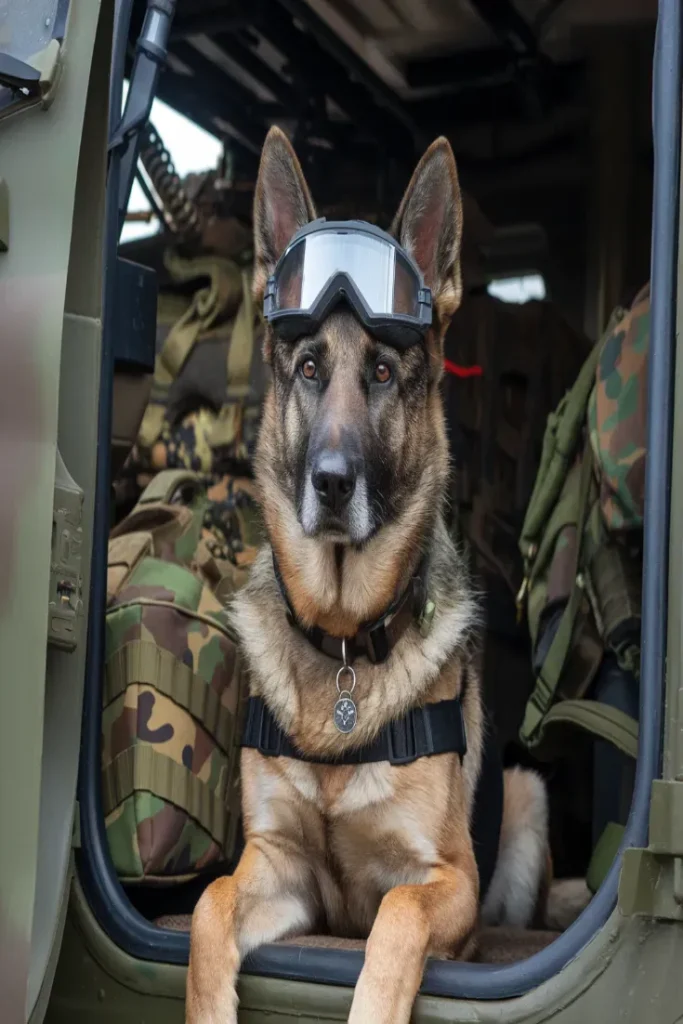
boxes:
[186,128,550,1024]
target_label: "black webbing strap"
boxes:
[241,695,468,766]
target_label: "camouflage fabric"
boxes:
[202,473,262,580]
[589,283,649,532]
[102,470,259,882]
[113,409,216,518]
[113,405,263,521]
[516,286,649,758]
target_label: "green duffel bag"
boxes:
[101,468,258,883]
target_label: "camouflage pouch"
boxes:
[102,469,256,883]
[588,282,649,533]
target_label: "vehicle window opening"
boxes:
[73,0,677,1005]
[487,273,547,304]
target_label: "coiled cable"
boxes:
[138,120,204,242]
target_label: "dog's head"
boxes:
[253,128,462,559]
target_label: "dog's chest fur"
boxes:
[230,536,484,937]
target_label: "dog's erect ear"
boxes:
[253,127,316,305]
[391,137,463,331]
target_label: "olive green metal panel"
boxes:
[44,874,683,1023]
[0,1,107,1021]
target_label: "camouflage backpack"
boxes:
[516,283,649,762]
[102,468,262,883]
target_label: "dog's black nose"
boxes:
[311,450,356,514]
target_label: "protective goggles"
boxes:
[263,219,432,349]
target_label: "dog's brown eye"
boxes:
[302,359,317,380]
[375,362,391,384]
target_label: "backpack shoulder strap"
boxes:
[520,444,595,746]
[519,338,602,561]
[539,699,638,760]
[208,267,262,450]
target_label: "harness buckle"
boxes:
[255,699,283,757]
[386,708,434,765]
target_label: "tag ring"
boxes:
[336,638,356,695]
[336,664,356,696]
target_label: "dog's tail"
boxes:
[480,766,552,929]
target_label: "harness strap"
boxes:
[241,695,467,766]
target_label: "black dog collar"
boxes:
[271,552,433,665]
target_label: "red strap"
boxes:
[443,358,483,378]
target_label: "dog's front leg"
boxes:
[348,858,479,1024]
[186,837,315,1024]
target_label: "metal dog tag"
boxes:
[334,643,357,733]
[334,693,357,734]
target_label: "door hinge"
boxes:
[48,449,84,653]
[619,779,683,920]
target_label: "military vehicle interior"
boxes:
[89,0,658,991]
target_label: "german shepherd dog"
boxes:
[186,127,550,1024]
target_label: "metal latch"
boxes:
[48,449,84,652]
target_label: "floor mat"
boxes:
[153,915,560,964]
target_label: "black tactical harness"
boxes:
[240,555,504,900]
[242,693,468,766]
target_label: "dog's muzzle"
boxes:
[301,447,371,542]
